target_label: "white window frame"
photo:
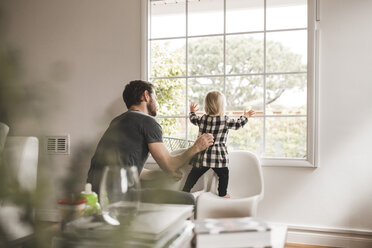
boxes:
[141,0,319,167]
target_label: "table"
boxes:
[51,203,287,248]
[269,223,288,248]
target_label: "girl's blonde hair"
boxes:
[204,91,225,116]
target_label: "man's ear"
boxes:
[142,90,150,102]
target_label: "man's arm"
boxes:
[148,133,214,173]
[140,168,161,181]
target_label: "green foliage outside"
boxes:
[151,36,307,158]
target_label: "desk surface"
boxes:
[192,223,287,248]
[51,222,287,248]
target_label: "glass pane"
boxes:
[265,117,307,158]
[266,0,307,30]
[226,33,264,74]
[150,0,186,39]
[188,36,223,76]
[225,76,264,114]
[266,30,307,73]
[150,39,186,78]
[188,0,224,36]
[226,0,264,33]
[188,113,264,155]
[266,74,307,115]
[188,77,224,113]
[153,78,186,116]
[227,117,264,156]
[188,122,199,141]
[157,117,186,140]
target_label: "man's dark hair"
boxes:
[122,80,154,108]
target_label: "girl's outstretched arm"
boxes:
[227,115,249,130]
[189,102,201,125]
[227,109,255,130]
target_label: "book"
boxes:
[55,203,194,248]
[128,203,193,241]
[193,217,271,248]
[123,221,194,248]
[53,221,194,248]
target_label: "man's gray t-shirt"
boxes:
[87,110,162,192]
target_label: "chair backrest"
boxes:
[3,137,39,192]
[170,148,205,192]
[209,150,264,199]
[0,122,10,153]
[143,148,205,192]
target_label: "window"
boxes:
[142,0,318,167]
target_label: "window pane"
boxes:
[226,0,264,33]
[188,77,224,111]
[150,0,186,39]
[227,117,264,155]
[226,33,264,74]
[153,78,186,116]
[188,121,199,141]
[188,36,223,76]
[188,0,224,36]
[265,117,306,158]
[188,114,264,156]
[266,30,307,73]
[151,39,186,78]
[158,117,186,140]
[266,0,307,30]
[225,76,264,114]
[266,74,307,115]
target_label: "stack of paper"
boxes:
[53,203,194,248]
[193,217,272,248]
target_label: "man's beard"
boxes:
[147,98,157,117]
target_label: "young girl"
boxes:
[182,91,255,198]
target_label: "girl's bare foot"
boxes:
[223,193,230,198]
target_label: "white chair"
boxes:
[0,122,9,153]
[143,148,212,198]
[0,122,39,243]
[196,150,264,219]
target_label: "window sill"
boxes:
[147,154,317,168]
[261,158,317,168]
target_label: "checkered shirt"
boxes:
[190,112,248,168]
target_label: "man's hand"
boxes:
[148,134,213,174]
[192,133,214,153]
[190,102,199,113]
[171,169,183,181]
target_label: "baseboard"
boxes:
[286,224,372,248]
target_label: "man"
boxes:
[87,80,214,204]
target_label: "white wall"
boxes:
[1,0,141,209]
[2,0,372,236]
[258,0,372,233]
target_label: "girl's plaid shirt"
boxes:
[189,112,248,168]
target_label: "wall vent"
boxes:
[46,135,70,155]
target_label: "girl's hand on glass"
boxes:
[244,109,256,118]
[190,102,199,113]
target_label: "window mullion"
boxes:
[151,71,307,80]
[185,0,189,142]
[223,0,226,94]
[263,0,267,157]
